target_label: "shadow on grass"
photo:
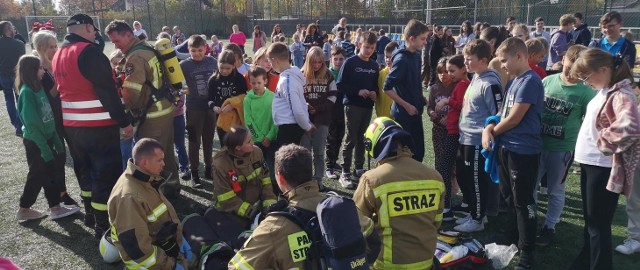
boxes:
[19,214,117,269]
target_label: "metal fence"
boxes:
[9,0,640,40]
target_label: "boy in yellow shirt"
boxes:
[376,41,399,118]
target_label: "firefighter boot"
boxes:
[94,210,110,240]
[82,197,95,228]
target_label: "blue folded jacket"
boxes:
[481,115,501,184]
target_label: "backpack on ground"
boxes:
[268,192,370,270]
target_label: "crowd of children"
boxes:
[11,12,640,270]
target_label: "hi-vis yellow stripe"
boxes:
[146,203,168,222]
[124,246,158,269]
[230,253,255,270]
[92,202,108,211]
[238,202,250,217]
[146,105,173,119]
[217,190,236,202]
[123,81,143,92]
[261,177,271,186]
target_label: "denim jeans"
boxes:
[0,74,22,133]
[120,137,133,170]
[174,115,189,173]
[300,124,329,180]
[535,150,573,229]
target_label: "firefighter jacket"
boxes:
[121,38,174,122]
[229,181,376,269]
[353,146,444,270]
[211,146,277,219]
[108,160,186,270]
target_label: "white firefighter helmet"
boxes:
[99,228,121,263]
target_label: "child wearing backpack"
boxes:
[15,55,80,221]
[181,35,217,187]
[300,47,338,190]
[208,49,248,144]
[454,40,503,232]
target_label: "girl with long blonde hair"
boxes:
[300,47,338,189]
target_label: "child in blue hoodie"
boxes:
[383,19,430,162]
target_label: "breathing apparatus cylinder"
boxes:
[154,38,186,90]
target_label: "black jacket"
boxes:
[570,24,592,47]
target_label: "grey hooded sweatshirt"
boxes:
[458,69,503,146]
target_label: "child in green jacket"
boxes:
[244,66,278,183]
[15,55,79,221]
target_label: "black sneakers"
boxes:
[61,193,79,207]
[192,173,203,189]
[515,250,535,270]
[180,170,191,180]
[536,226,555,246]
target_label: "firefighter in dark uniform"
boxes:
[105,20,181,198]
[354,117,445,269]
[108,138,192,270]
[52,13,133,238]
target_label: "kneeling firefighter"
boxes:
[354,117,445,269]
[105,20,185,198]
[105,138,193,269]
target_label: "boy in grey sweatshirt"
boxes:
[454,39,503,233]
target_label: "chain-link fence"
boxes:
[8,0,640,40]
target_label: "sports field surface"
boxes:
[0,40,636,269]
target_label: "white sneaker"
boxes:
[16,208,47,221]
[339,173,355,189]
[456,214,488,225]
[50,205,80,220]
[325,169,338,179]
[455,214,471,225]
[454,218,485,232]
[615,238,640,255]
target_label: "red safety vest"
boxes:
[52,42,118,127]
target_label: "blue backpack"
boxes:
[268,192,371,269]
